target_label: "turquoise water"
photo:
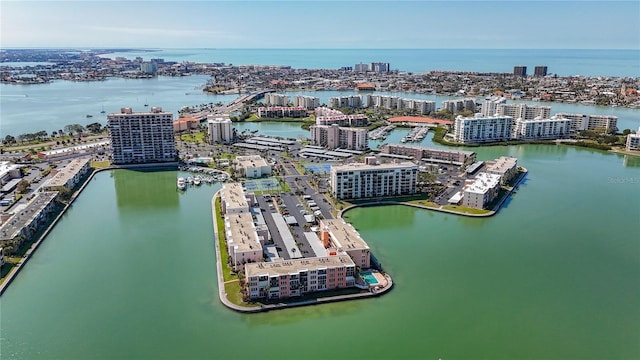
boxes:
[98,48,640,77]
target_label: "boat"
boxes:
[86,114,93,118]
[100,105,106,114]
[177,177,186,190]
[193,176,202,186]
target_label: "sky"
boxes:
[1,1,639,49]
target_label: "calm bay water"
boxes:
[1,144,639,359]
[98,48,640,77]
[1,77,639,138]
[0,50,639,359]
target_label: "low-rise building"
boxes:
[234,155,271,179]
[244,255,356,300]
[626,129,640,151]
[462,172,501,209]
[484,157,518,185]
[315,107,368,127]
[42,157,91,191]
[173,117,200,132]
[0,192,58,248]
[257,106,307,118]
[319,219,370,269]
[380,144,476,166]
[225,211,263,269]
[219,182,250,214]
[330,161,417,200]
[0,162,23,187]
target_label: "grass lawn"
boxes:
[215,197,237,282]
[180,132,206,143]
[224,281,260,308]
[443,205,490,214]
[407,199,440,208]
[90,160,111,169]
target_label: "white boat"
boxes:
[193,176,202,186]
[177,177,186,190]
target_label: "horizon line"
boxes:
[1,47,639,51]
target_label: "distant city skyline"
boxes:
[1,1,639,49]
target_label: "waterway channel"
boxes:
[1,141,638,359]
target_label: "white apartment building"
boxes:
[442,98,476,113]
[556,113,618,132]
[219,182,250,214]
[462,172,501,209]
[330,161,417,200]
[219,183,262,270]
[310,124,368,150]
[626,128,640,151]
[512,115,571,140]
[107,107,176,164]
[328,95,362,109]
[453,115,514,143]
[399,98,436,115]
[207,114,233,144]
[264,93,289,106]
[354,63,370,72]
[234,155,271,179]
[225,212,263,269]
[293,95,320,110]
[480,97,507,116]
[497,103,551,120]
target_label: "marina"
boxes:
[401,126,430,143]
[176,166,229,191]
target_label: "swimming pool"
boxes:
[360,271,379,285]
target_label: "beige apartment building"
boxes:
[42,157,91,191]
[380,144,476,166]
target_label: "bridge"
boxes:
[184,89,276,121]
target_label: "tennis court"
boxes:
[243,177,282,192]
[304,164,333,174]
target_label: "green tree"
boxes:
[3,135,16,145]
[16,179,30,194]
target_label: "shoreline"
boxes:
[210,191,393,313]
[339,168,528,219]
[0,163,180,296]
[0,166,105,296]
